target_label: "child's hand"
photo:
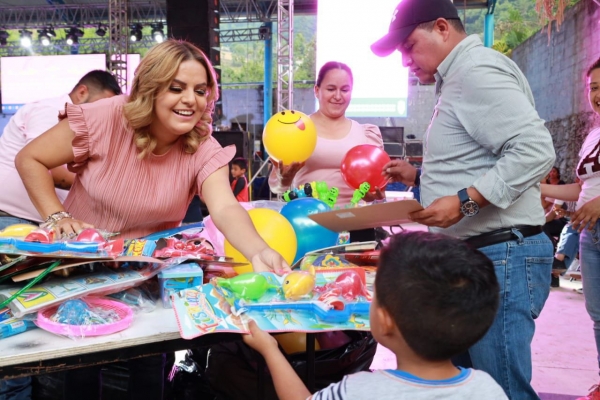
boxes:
[242,319,279,355]
[251,248,292,276]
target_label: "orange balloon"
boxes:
[275,332,321,354]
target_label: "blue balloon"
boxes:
[280,198,339,263]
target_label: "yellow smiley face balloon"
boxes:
[263,110,317,164]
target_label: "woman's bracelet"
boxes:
[40,211,73,228]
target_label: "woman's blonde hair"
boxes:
[123,40,219,159]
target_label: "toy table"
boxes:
[0,306,322,393]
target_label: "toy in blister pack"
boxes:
[174,289,222,336]
[109,284,157,313]
[0,226,124,258]
[1,318,37,339]
[153,237,214,259]
[314,269,371,301]
[282,270,315,300]
[158,263,204,308]
[171,269,371,339]
[211,267,371,324]
[35,297,134,339]
[214,272,279,301]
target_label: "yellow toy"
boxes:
[263,110,317,164]
[0,224,37,238]
[282,264,316,300]
[224,208,297,274]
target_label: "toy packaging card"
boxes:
[172,268,371,340]
[0,236,125,259]
[0,258,180,318]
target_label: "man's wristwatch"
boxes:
[458,188,479,217]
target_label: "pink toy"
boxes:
[153,237,215,258]
[24,228,55,243]
[36,298,133,337]
[76,228,106,243]
[315,270,371,301]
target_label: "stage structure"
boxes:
[109,0,129,92]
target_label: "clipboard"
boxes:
[308,200,423,233]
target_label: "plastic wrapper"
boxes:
[108,283,157,314]
[35,297,134,340]
[172,267,372,340]
[1,318,37,339]
[203,200,285,254]
[0,227,124,258]
[0,258,180,318]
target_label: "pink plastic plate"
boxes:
[36,298,134,337]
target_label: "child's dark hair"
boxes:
[231,157,247,171]
[376,231,499,361]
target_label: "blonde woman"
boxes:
[16,40,289,274]
[16,40,290,400]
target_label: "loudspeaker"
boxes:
[166,0,222,121]
[213,131,249,160]
[405,141,423,157]
[379,126,404,143]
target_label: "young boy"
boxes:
[230,157,249,202]
[242,231,508,399]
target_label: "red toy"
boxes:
[24,228,55,243]
[314,269,371,302]
[76,229,106,243]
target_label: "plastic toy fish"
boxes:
[0,224,37,238]
[282,271,316,300]
[333,270,371,301]
[215,272,278,301]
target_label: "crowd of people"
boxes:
[0,0,597,398]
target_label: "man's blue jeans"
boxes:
[470,231,553,400]
[579,221,600,370]
[0,216,35,400]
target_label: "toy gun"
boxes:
[234,298,370,323]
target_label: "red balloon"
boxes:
[340,145,391,191]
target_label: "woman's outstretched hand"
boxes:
[251,247,292,276]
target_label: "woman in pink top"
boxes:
[269,61,384,206]
[16,40,291,400]
[16,40,288,275]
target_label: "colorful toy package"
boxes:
[0,258,182,318]
[0,227,124,259]
[158,263,204,308]
[172,267,371,340]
